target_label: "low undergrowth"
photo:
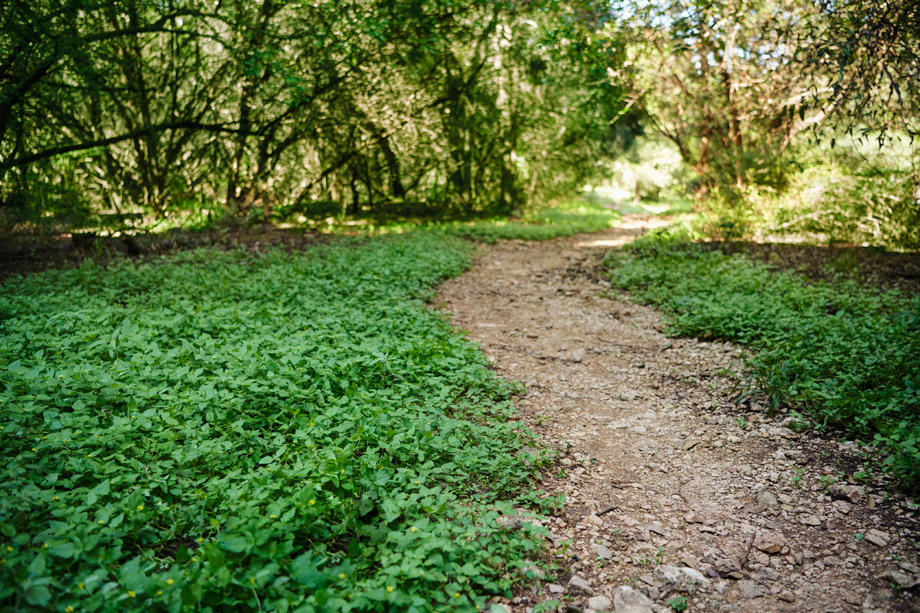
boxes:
[0,233,555,612]
[341,198,621,243]
[605,232,920,491]
[444,199,620,243]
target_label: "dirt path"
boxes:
[438,218,920,613]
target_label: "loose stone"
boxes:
[568,574,594,595]
[586,595,612,612]
[594,543,614,560]
[864,529,890,547]
[613,586,656,613]
[652,565,709,594]
[753,531,787,554]
[737,580,763,599]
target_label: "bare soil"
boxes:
[437,218,920,613]
[0,225,330,281]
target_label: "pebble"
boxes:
[799,514,822,526]
[652,565,709,594]
[880,568,919,589]
[737,580,763,599]
[613,586,655,613]
[864,529,890,547]
[548,583,565,594]
[584,514,604,527]
[714,554,744,578]
[568,574,594,595]
[647,523,666,536]
[832,500,853,514]
[750,550,771,566]
[594,543,614,560]
[586,595,612,611]
[823,555,843,567]
[753,567,779,582]
[828,484,865,504]
[753,531,787,554]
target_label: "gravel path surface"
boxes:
[437,218,920,613]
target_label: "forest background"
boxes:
[1,0,917,247]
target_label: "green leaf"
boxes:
[24,584,51,607]
[290,552,326,588]
[219,534,251,554]
[50,542,75,559]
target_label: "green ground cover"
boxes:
[605,233,920,491]
[321,198,621,243]
[443,199,621,243]
[0,233,558,612]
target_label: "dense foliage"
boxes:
[615,0,808,200]
[609,0,920,245]
[0,234,558,612]
[440,198,621,243]
[606,233,920,491]
[0,0,630,231]
[795,0,920,139]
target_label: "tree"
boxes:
[1,0,632,230]
[613,0,828,205]
[792,0,920,139]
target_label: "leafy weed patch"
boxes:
[1,233,553,612]
[605,233,920,491]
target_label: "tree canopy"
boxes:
[0,0,635,230]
